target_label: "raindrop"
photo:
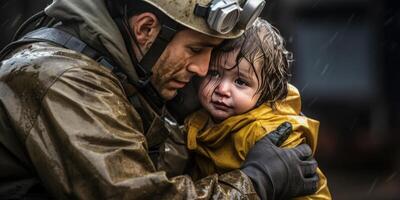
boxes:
[9,14,22,29]
[320,64,330,76]
[321,32,339,51]
[307,97,319,107]
[0,0,10,9]
[288,36,293,43]
[313,58,321,69]
[328,32,339,45]
[384,16,394,27]
[346,14,356,25]
[384,171,398,183]
[367,177,378,196]
[312,0,321,8]
[301,82,309,93]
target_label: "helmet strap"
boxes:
[109,0,183,110]
[138,24,176,80]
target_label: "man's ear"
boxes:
[129,12,160,49]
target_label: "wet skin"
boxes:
[198,50,262,122]
[151,29,223,100]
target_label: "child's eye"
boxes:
[208,70,220,78]
[235,78,248,86]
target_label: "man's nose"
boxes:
[187,51,212,77]
[215,80,231,97]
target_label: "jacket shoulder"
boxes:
[3,42,111,76]
[0,42,122,135]
[0,42,116,98]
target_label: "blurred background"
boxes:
[0,0,399,199]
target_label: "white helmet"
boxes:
[141,0,266,39]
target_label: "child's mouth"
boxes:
[212,101,233,111]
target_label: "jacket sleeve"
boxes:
[25,66,259,199]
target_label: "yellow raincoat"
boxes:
[186,84,332,199]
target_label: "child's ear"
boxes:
[129,12,160,49]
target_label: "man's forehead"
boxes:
[182,29,223,47]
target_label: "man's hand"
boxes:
[241,122,319,200]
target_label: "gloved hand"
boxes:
[241,122,319,200]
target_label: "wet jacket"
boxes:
[0,0,258,199]
[185,84,332,200]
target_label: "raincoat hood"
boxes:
[45,0,139,80]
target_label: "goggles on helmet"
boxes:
[194,0,266,34]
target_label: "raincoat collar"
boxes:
[186,103,275,150]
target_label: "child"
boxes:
[185,19,331,199]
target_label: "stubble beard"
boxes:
[151,51,187,100]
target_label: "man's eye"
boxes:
[235,79,248,86]
[189,47,202,53]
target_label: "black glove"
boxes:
[241,122,319,200]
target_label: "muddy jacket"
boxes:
[0,0,258,199]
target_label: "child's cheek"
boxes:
[200,79,216,98]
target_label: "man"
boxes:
[0,0,319,199]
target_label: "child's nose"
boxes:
[215,80,231,97]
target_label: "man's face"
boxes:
[151,29,223,100]
[198,50,262,122]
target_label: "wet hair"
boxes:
[210,18,293,107]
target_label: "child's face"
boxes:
[198,51,262,122]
